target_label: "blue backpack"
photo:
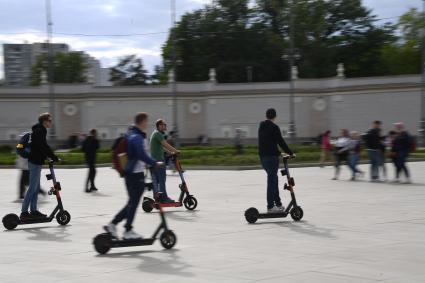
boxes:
[16,132,32,159]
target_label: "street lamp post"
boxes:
[170,0,179,146]
[45,0,56,144]
[286,0,297,140]
[420,0,425,146]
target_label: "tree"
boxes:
[375,8,424,75]
[31,52,88,85]
[109,55,149,86]
[158,0,402,82]
[399,8,425,47]
[150,65,168,85]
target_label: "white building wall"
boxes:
[0,75,422,143]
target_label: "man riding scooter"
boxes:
[150,119,180,203]
[258,108,295,213]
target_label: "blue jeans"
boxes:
[21,162,42,213]
[349,154,361,177]
[112,172,145,231]
[152,166,167,198]
[260,155,282,209]
[367,150,380,180]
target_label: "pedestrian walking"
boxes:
[386,131,398,178]
[364,121,383,182]
[392,123,413,183]
[16,155,46,200]
[82,129,100,193]
[347,131,364,181]
[332,129,351,180]
[319,130,332,167]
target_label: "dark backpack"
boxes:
[112,136,128,177]
[409,135,417,153]
[16,132,32,159]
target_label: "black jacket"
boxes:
[28,123,58,165]
[82,136,100,164]
[365,128,382,150]
[258,120,293,156]
[392,131,411,153]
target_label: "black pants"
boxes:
[334,151,349,178]
[395,151,410,179]
[19,170,30,199]
[85,162,97,190]
[112,173,145,231]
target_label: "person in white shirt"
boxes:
[332,129,351,180]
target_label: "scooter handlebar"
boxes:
[47,158,61,164]
[281,154,296,160]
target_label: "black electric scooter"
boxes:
[93,203,177,254]
[2,160,71,230]
[142,155,197,212]
[244,155,303,224]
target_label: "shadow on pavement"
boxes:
[23,225,72,242]
[149,210,199,223]
[331,178,425,187]
[87,192,111,197]
[254,220,336,239]
[98,249,194,277]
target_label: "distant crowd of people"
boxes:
[319,120,416,183]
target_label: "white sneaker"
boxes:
[123,230,143,240]
[103,223,118,238]
[267,206,282,214]
[276,205,285,212]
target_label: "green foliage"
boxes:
[31,52,88,85]
[156,0,420,83]
[399,8,425,46]
[0,146,425,166]
[109,55,150,86]
[0,145,13,153]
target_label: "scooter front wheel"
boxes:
[56,210,71,225]
[183,196,198,210]
[2,213,19,230]
[290,206,303,221]
[160,230,177,249]
[142,198,154,213]
[244,207,259,224]
[93,233,112,254]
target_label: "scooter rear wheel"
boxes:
[183,196,198,210]
[244,207,259,224]
[160,230,177,249]
[93,233,112,254]
[142,198,154,213]
[56,210,71,225]
[290,206,304,221]
[2,213,19,230]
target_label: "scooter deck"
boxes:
[154,202,183,208]
[257,212,289,219]
[110,238,155,248]
[17,217,54,225]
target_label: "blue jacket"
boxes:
[124,126,156,174]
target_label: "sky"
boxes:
[0,0,423,80]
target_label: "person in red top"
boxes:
[319,130,332,167]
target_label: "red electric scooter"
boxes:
[142,155,197,212]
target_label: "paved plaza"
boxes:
[0,162,424,282]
